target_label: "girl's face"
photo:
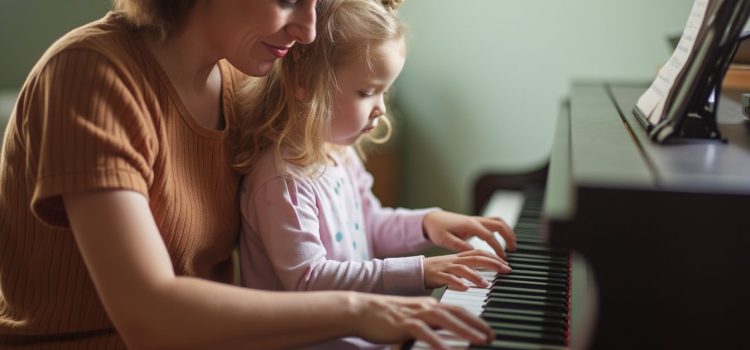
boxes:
[203,0,318,77]
[328,38,406,146]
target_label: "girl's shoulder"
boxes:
[335,146,366,172]
[243,149,319,190]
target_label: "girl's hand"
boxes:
[423,211,517,259]
[352,293,493,350]
[424,249,511,290]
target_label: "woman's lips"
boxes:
[263,43,291,58]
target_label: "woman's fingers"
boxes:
[403,319,450,350]
[415,307,490,346]
[440,304,494,343]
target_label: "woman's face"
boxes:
[202,0,318,77]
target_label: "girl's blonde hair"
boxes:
[112,0,196,38]
[233,0,406,174]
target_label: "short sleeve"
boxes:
[28,49,156,227]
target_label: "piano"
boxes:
[404,81,750,349]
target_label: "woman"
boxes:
[0,0,493,349]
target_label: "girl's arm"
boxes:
[348,149,516,259]
[64,190,492,350]
[244,176,427,295]
[346,149,438,257]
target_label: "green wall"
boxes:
[0,0,111,90]
[394,0,695,213]
[0,0,704,214]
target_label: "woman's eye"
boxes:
[280,0,299,7]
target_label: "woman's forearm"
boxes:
[64,190,361,349]
[142,278,360,349]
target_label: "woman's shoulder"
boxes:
[31,12,146,82]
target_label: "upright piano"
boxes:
[405,81,750,349]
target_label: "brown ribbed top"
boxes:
[0,12,244,348]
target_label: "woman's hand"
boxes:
[352,293,493,350]
[424,249,511,290]
[423,211,517,259]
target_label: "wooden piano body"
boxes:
[542,82,750,349]
[454,81,750,349]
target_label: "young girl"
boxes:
[235,0,516,298]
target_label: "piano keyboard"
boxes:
[409,188,571,350]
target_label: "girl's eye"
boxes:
[359,91,375,97]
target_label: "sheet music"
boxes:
[636,0,710,125]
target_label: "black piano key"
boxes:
[483,305,567,320]
[469,339,567,350]
[486,294,569,311]
[482,311,567,329]
[490,292,567,305]
[515,245,567,256]
[495,273,569,285]
[508,263,568,274]
[507,256,569,269]
[491,328,567,346]
[497,268,568,279]
[507,252,568,263]
[493,278,569,292]
[486,297,567,313]
[485,320,566,337]
[489,285,567,298]
[493,278,568,292]
[500,274,570,289]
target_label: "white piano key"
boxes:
[482,190,526,226]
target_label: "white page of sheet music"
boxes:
[636,0,710,125]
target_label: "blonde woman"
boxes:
[0,0,493,349]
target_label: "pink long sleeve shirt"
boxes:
[239,147,437,296]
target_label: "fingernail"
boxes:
[473,331,487,343]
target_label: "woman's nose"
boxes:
[286,1,317,44]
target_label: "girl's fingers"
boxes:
[440,232,474,252]
[457,256,511,274]
[478,216,517,251]
[440,272,470,291]
[467,224,507,259]
[457,248,505,263]
[447,264,489,288]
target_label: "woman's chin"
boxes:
[233,60,276,77]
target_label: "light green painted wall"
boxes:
[0,0,714,214]
[0,0,111,90]
[394,0,695,213]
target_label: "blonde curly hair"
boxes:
[233,0,406,174]
[380,0,405,11]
